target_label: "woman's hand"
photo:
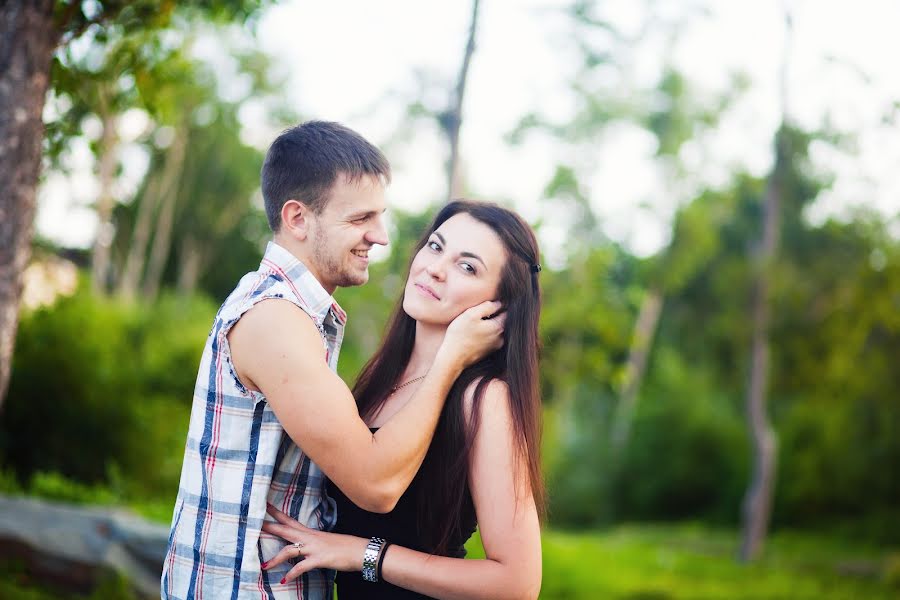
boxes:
[261,503,369,583]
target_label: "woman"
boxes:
[262,200,544,599]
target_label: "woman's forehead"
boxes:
[432,214,507,264]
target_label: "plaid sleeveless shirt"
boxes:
[162,242,345,600]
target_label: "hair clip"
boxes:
[530,264,542,274]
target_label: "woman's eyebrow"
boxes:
[434,230,487,269]
[460,251,487,269]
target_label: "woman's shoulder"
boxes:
[461,376,510,422]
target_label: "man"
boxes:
[161,121,503,599]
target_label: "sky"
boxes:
[35,0,900,262]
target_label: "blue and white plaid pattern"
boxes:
[162,242,346,600]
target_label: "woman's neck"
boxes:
[403,322,446,380]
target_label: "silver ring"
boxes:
[291,541,304,553]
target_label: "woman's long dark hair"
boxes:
[352,200,545,554]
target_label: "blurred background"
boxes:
[1,0,899,598]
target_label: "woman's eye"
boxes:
[428,241,441,251]
[460,262,476,274]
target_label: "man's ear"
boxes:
[281,199,313,241]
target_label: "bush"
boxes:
[612,396,746,523]
[547,348,748,527]
[0,287,214,501]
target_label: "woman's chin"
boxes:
[403,294,461,327]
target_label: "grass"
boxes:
[3,514,897,598]
[465,523,899,599]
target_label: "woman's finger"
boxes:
[261,543,302,570]
[266,503,292,522]
[266,503,314,532]
[261,521,299,541]
[267,503,301,526]
[282,556,319,584]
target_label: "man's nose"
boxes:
[366,216,389,247]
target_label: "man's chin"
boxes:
[336,270,368,288]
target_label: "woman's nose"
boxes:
[425,260,446,280]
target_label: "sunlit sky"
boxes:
[36,0,900,262]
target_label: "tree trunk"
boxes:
[176,234,205,297]
[0,0,60,411]
[90,97,119,294]
[611,286,664,452]
[739,7,792,562]
[141,126,189,300]
[117,159,165,299]
[739,128,784,562]
[443,0,480,202]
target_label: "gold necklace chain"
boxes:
[389,374,427,395]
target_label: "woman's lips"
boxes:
[414,283,440,300]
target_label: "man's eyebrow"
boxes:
[347,208,387,220]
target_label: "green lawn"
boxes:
[4,523,897,598]
[465,524,899,599]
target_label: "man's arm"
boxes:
[228,298,502,513]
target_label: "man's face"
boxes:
[306,173,388,293]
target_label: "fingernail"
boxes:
[280,578,286,585]
[261,561,268,568]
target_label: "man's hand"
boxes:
[439,300,506,369]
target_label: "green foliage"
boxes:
[611,351,747,523]
[46,0,268,164]
[548,348,748,527]
[541,120,900,536]
[0,285,213,500]
[25,471,120,505]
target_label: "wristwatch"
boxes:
[362,537,386,582]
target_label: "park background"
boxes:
[1,0,899,598]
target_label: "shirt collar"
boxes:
[260,241,347,327]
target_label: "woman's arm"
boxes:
[262,380,542,600]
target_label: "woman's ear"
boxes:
[280,200,313,241]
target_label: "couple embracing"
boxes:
[161,121,545,600]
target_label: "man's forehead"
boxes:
[324,173,386,211]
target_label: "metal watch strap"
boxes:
[362,537,386,582]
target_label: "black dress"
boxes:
[327,430,477,600]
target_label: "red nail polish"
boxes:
[261,561,268,568]
[280,578,286,585]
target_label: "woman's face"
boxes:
[403,213,507,326]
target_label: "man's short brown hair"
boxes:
[260,121,391,231]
